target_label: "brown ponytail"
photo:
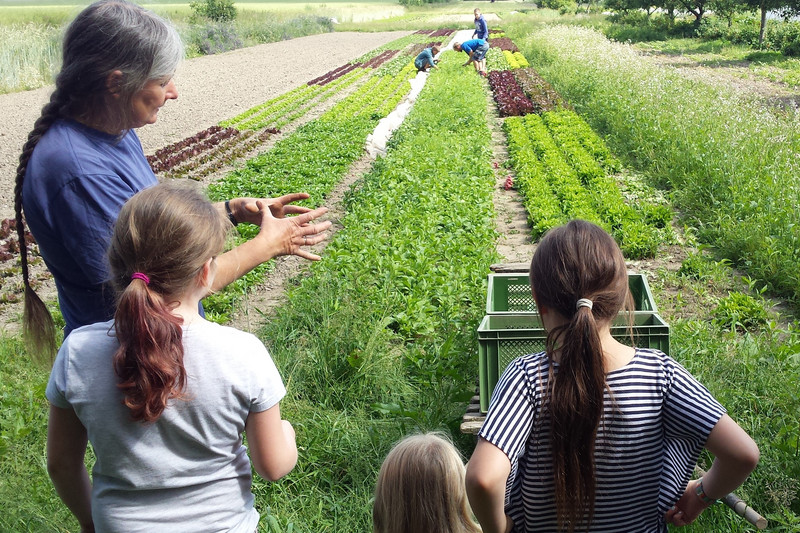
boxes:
[109,182,226,422]
[530,219,631,532]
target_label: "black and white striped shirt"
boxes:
[479,348,726,533]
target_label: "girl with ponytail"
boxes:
[17,0,329,360]
[45,182,297,532]
[466,220,759,533]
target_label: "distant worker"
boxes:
[414,45,441,72]
[453,40,489,77]
[472,8,489,40]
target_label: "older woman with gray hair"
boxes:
[15,0,330,357]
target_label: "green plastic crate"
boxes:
[486,272,658,315]
[478,312,670,412]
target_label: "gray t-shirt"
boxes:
[47,319,286,532]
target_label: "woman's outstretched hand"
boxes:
[252,199,331,261]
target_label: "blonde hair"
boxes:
[374,433,481,533]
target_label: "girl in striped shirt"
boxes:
[465,220,759,533]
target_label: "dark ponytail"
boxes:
[109,182,226,422]
[530,219,630,532]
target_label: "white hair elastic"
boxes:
[576,298,593,310]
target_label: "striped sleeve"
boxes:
[659,356,727,512]
[478,353,545,495]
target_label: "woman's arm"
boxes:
[466,438,513,533]
[211,198,331,292]
[47,405,95,533]
[665,414,759,526]
[245,404,298,481]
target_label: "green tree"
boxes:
[190,0,237,22]
[710,0,746,26]
[743,0,800,45]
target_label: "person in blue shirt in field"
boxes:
[472,8,489,41]
[453,39,489,77]
[414,45,440,72]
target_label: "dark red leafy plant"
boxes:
[488,70,534,117]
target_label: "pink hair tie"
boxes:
[131,272,150,285]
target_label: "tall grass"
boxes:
[0,23,61,94]
[509,23,800,305]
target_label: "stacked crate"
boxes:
[477,272,669,412]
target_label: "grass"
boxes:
[0,336,78,532]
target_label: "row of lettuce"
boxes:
[484,34,672,259]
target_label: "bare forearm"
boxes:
[49,464,93,531]
[211,239,277,292]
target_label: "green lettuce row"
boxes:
[327,63,416,122]
[220,82,322,128]
[503,116,566,236]
[521,113,604,226]
[237,68,368,131]
[542,110,664,258]
[542,109,621,172]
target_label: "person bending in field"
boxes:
[453,40,489,77]
[414,45,441,72]
[374,433,482,533]
[15,0,330,360]
[472,9,489,41]
[46,182,298,533]
[466,219,759,533]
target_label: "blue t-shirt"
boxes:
[414,48,436,69]
[22,119,157,337]
[474,16,489,40]
[461,39,488,55]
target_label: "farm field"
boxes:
[2,5,800,533]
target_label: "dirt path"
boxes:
[642,49,800,109]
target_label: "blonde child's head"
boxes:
[474,8,481,16]
[374,433,481,533]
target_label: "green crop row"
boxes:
[502,50,529,69]
[201,63,420,317]
[327,62,416,121]
[252,52,498,529]
[225,67,368,132]
[505,110,669,258]
[486,47,511,72]
[504,116,566,236]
